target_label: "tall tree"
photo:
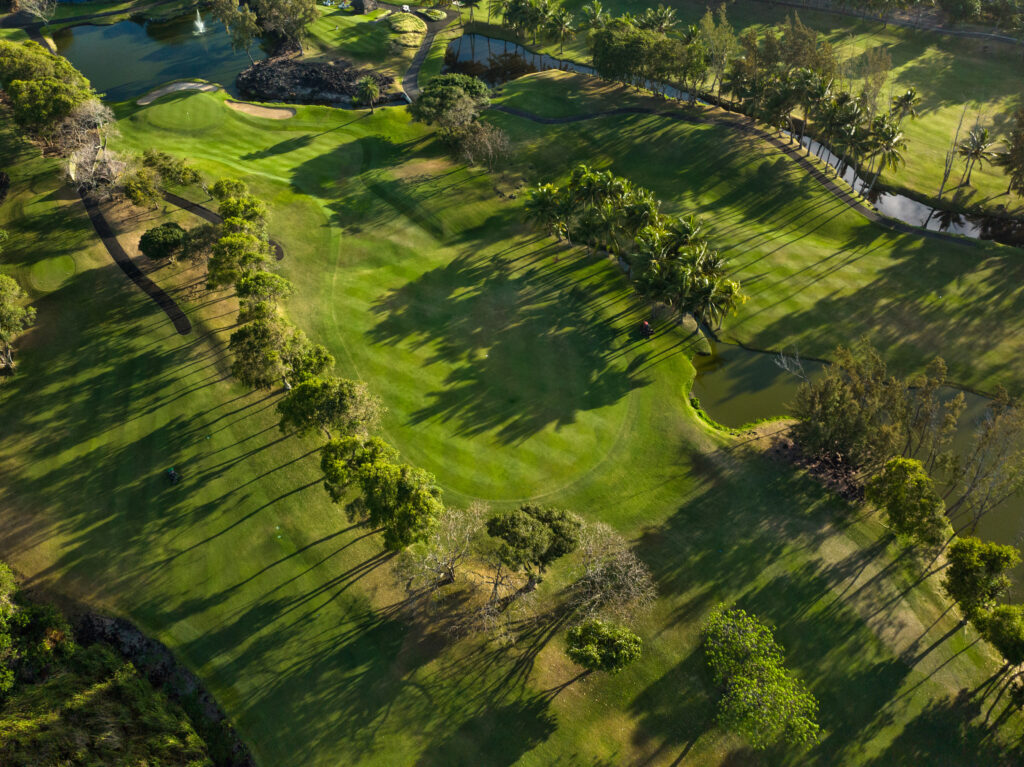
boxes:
[942,537,1021,621]
[977,604,1024,666]
[356,76,380,113]
[0,274,35,371]
[957,126,997,187]
[255,0,317,52]
[997,109,1024,197]
[703,605,821,750]
[865,457,951,548]
[486,504,582,591]
[276,376,382,437]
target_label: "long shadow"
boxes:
[366,249,653,444]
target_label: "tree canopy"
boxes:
[138,222,186,260]
[276,376,383,437]
[565,619,642,674]
[866,457,950,548]
[486,504,582,587]
[703,605,821,750]
[943,537,1021,620]
[0,274,36,371]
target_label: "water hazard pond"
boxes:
[692,343,1024,588]
[53,12,262,102]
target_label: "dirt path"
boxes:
[78,191,192,335]
[493,103,977,246]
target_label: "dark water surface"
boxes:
[53,12,262,101]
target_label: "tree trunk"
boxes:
[3,344,14,371]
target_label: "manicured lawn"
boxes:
[2,75,1024,767]
[464,0,1024,209]
[304,6,417,82]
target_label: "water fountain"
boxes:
[193,9,206,35]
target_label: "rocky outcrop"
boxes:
[236,57,394,107]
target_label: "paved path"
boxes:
[494,103,974,245]
[78,192,193,335]
[375,3,459,101]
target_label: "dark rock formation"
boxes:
[236,57,394,107]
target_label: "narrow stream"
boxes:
[447,33,1023,248]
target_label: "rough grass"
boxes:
[467,0,1024,209]
[1,79,1024,766]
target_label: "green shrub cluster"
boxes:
[703,605,821,750]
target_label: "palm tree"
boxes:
[493,0,513,26]
[546,7,574,53]
[580,0,607,29]
[619,189,660,241]
[524,183,566,240]
[357,76,380,114]
[890,87,921,125]
[958,126,997,187]
[637,3,676,32]
[865,114,906,195]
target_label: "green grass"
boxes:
[389,11,427,34]
[304,6,418,80]
[2,75,1024,766]
[464,0,1024,210]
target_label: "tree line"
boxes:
[524,163,744,336]
[487,3,1024,201]
[790,340,1024,669]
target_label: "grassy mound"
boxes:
[419,7,446,20]
[388,11,427,34]
[394,32,425,48]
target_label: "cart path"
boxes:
[79,191,193,335]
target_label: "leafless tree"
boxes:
[945,397,1024,533]
[51,99,115,156]
[394,503,486,596]
[457,122,510,171]
[567,522,657,624]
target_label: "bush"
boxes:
[388,11,427,33]
[702,605,821,750]
[139,222,186,260]
[122,168,161,209]
[565,619,642,673]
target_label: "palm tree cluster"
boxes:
[497,0,574,49]
[524,164,745,336]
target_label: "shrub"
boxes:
[139,222,186,260]
[565,619,642,673]
[703,605,821,750]
[122,168,161,209]
[420,7,445,20]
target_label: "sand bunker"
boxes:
[225,100,296,119]
[137,81,218,106]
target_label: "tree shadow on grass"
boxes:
[414,695,558,767]
[367,248,656,444]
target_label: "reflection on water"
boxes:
[448,33,1023,248]
[53,13,263,101]
[693,342,1024,589]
